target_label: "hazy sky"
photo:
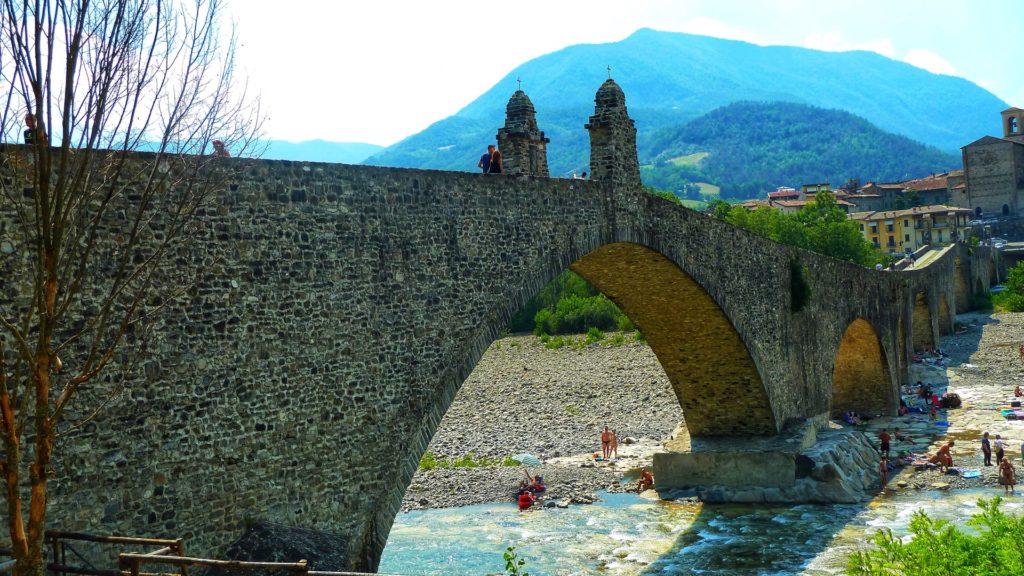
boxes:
[229,0,1024,146]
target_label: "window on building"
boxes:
[886,224,894,232]
[1011,116,1020,134]
[873,238,879,247]
[870,225,878,234]
[904,220,909,227]
[938,231,943,242]
[859,224,864,231]
[887,236,895,247]
[905,234,910,242]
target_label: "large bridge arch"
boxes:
[831,318,892,417]
[368,239,776,568]
[571,242,775,436]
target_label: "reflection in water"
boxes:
[379,489,1024,576]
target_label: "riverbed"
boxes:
[382,311,1024,575]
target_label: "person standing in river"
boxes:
[1000,457,1016,495]
[982,432,993,466]
[600,426,612,460]
[995,434,1006,464]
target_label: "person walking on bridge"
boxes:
[488,146,503,174]
[477,145,494,173]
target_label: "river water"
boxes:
[379,486,1024,575]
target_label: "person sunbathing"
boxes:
[1015,384,1023,398]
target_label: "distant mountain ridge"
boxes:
[641,101,961,199]
[263,139,383,164]
[364,28,1006,175]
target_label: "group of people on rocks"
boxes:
[515,473,547,510]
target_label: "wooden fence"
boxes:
[1,532,405,576]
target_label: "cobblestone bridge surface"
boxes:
[0,80,995,570]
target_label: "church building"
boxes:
[953,107,1024,216]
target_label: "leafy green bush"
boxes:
[503,546,530,576]
[418,451,519,471]
[993,262,1024,312]
[848,497,1024,575]
[586,326,604,344]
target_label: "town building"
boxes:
[849,205,973,254]
[951,107,1024,216]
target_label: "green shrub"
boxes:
[418,451,520,471]
[586,326,604,344]
[993,291,1024,312]
[848,497,1024,575]
[608,332,627,345]
[503,546,530,576]
[616,314,634,332]
[543,335,565,349]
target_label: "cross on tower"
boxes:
[607,65,612,79]
[517,77,522,91]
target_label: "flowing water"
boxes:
[379,487,1024,575]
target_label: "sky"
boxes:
[228,0,1024,147]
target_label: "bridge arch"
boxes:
[912,291,935,352]
[570,242,776,436]
[831,318,892,417]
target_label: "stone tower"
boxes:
[585,78,640,187]
[496,90,549,177]
[1002,107,1024,143]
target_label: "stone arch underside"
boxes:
[912,291,934,352]
[570,242,776,436]
[832,319,891,417]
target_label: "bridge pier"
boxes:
[653,417,879,504]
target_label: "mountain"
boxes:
[363,28,1006,176]
[263,140,384,164]
[640,101,961,199]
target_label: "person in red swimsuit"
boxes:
[517,490,536,511]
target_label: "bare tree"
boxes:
[0,2,263,575]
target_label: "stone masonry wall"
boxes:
[0,151,968,570]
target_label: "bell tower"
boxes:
[1002,107,1023,143]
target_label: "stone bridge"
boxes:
[1,81,995,571]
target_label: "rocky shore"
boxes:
[401,311,1024,512]
[401,335,682,511]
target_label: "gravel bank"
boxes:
[400,312,1024,512]
[401,335,682,511]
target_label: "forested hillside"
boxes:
[364,28,1004,175]
[641,102,960,199]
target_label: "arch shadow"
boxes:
[832,318,892,417]
[911,291,934,352]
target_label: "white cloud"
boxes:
[902,49,957,75]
